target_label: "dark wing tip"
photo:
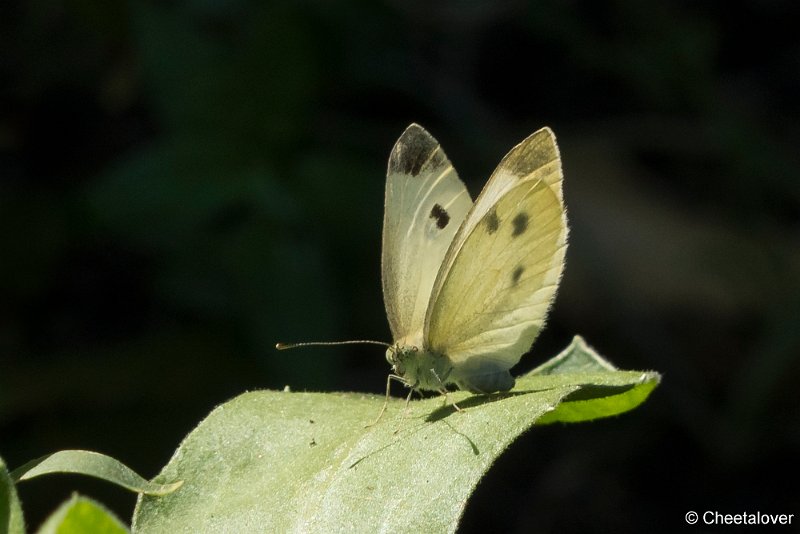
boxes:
[498,126,560,177]
[389,123,442,177]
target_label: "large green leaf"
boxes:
[133,336,659,533]
[37,495,129,534]
[1,455,25,534]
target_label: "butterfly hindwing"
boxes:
[382,124,473,343]
[425,128,567,392]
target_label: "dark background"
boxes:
[2,1,798,532]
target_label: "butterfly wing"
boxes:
[425,127,568,392]
[382,124,473,343]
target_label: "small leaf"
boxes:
[1,455,26,534]
[529,335,618,374]
[530,336,661,424]
[37,494,129,534]
[133,336,659,533]
[11,451,182,496]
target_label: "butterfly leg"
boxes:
[430,368,462,412]
[440,389,462,412]
[390,387,417,434]
[366,373,407,427]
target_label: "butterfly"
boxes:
[279,124,568,407]
[380,124,568,397]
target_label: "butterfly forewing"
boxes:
[382,124,473,342]
[426,128,567,372]
[433,128,563,280]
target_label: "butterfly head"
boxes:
[385,344,419,377]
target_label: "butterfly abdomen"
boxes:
[453,362,515,394]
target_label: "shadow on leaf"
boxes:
[424,390,532,423]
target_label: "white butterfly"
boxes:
[381,123,568,395]
[278,124,568,403]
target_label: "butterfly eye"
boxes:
[386,347,405,372]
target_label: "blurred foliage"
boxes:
[1,0,798,532]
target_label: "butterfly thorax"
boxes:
[386,336,454,392]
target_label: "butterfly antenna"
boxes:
[276,340,391,350]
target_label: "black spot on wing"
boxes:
[512,265,525,286]
[511,212,529,237]
[429,203,450,229]
[485,209,500,234]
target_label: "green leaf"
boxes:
[37,494,129,534]
[133,336,659,533]
[531,335,661,424]
[1,455,26,534]
[530,334,619,374]
[10,451,182,497]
